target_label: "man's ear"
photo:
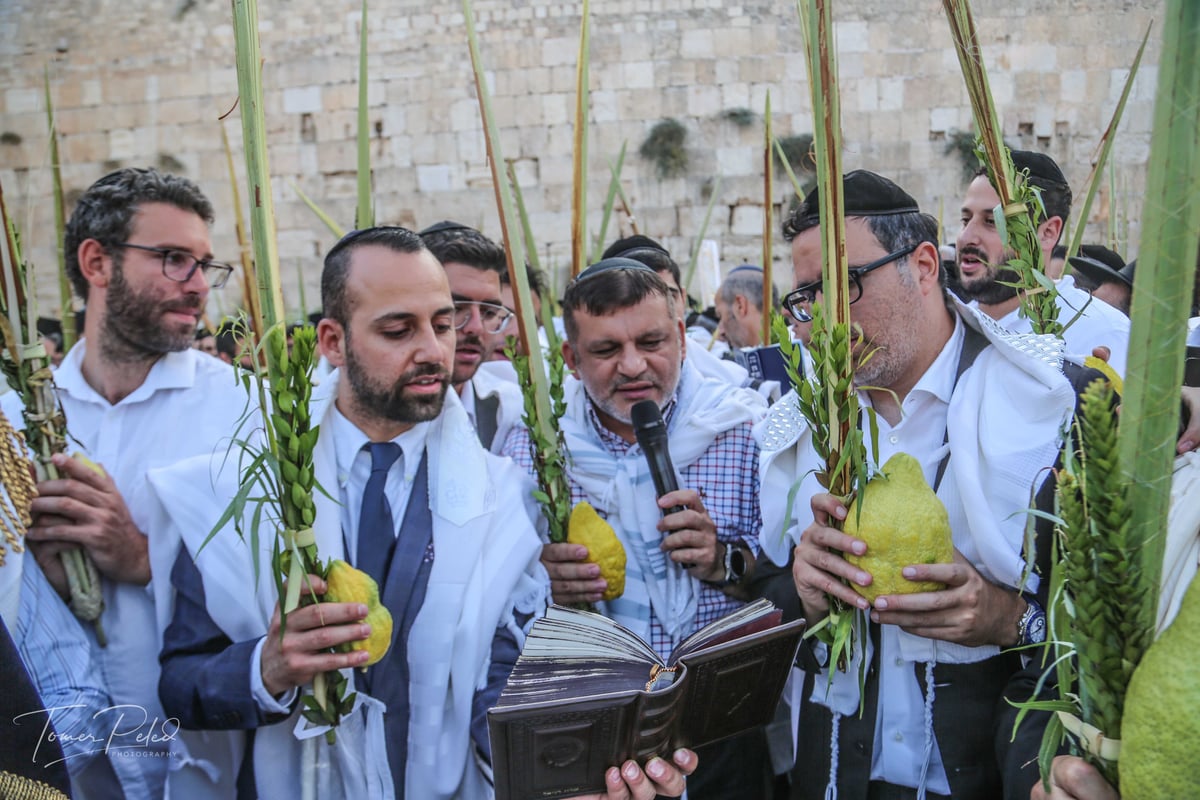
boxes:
[317,318,347,368]
[561,339,579,376]
[1038,216,1064,254]
[914,241,942,294]
[733,294,750,320]
[77,239,112,290]
[676,317,687,363]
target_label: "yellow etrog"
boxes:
[323,559,393,666]
[844,452,954,603]
[1120,576,1200,799]
[568,501,626,601]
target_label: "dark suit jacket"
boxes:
[158,547,519,798]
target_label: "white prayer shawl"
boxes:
[467,362,525,455]
[756,301,1076,716]
[559,360,766,650]
[147,375,547,800]
[1160,450,1200,633]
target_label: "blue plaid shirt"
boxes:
[501,395,762,658]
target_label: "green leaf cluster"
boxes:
[773,310,873,679]
[509,332,572,544]
[978,143,1063,337]
[1052,378,1149,785]
[0,179,106,643]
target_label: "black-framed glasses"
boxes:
[115,243,234,289]
[781,242,919,323]
[453,301,515,334]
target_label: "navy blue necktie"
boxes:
[356,442,402,590]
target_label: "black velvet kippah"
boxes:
[602,234,671,260]
[797,169,920,224]
[1011,150,1068,188]
[570,257,657,285]
[418,220,478,237]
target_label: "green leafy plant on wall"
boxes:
[721,107,756,127]
[639,118,688,179]
[774,133,817,198]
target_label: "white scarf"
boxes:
[147,373,547,800]
[560,360,765,651]
[757,302,1076,713]
[1160,450,1200,633]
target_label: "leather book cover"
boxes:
[490,693,643,800]
[487,605,805,800]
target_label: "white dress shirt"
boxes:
[992,280,1130,375]
[51,341,251,799]
[328,404,429,557]
[858,317,965,795]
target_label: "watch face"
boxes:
[1028,611,1047,644]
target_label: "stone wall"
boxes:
[0,0,1161,315]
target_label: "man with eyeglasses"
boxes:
[760,170,1091,800]
[419,221,524,453]
[15,167,251,799]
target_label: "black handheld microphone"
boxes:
[631,399,685,515]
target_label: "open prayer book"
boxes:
[488,599,805,800]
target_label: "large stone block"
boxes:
[730,203,764,237]
[679,28,713,59]
[686,84,721,117]
[284,85,323,114]
[4,87,40,115]
[715,145,756,177]
[541,37,577,67]
[61,131,109,164]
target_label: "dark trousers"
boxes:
[865,782,950,800]
[679,727,772,800]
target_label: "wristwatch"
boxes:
[1017,593,1047,646]
[722,542,748,585]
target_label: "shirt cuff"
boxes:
[250,636,298,713]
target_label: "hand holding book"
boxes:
[571,750,697,800]
[489,599,804,800]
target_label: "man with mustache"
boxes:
[15,168,250,798]
[955,150,1130,374]
[501,258,770,799]
[154,228,693,799]
[419,221,524,453]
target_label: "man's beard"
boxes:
[101,263,198,361]
[955,247,1021,305]
[345,345,450,426]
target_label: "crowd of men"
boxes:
[2,149,1198,800]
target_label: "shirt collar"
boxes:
[54,338,199,407]
[329,402,430,489]
[584,392,679,454]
